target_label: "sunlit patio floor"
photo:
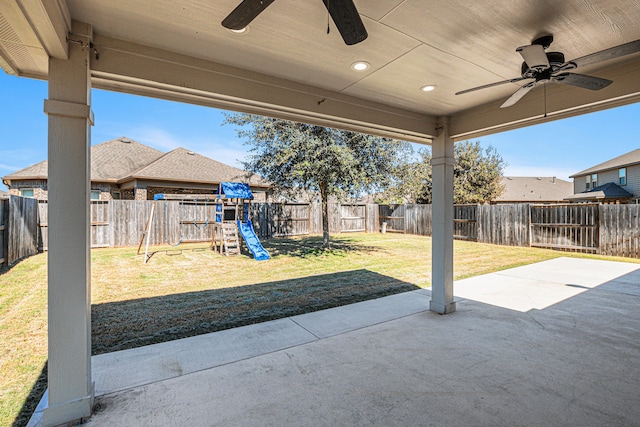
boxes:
[30,257,640,426]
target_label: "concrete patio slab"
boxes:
[454,257,640,312]
[290,289,432,339]
[486,256,639,288]
[92,318,319,396]
[28,257,640,426]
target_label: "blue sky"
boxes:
[1,70,639,192]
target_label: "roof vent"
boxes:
[187,151,195,155]
[120,137,131,143]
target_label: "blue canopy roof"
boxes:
[219,182,254,200]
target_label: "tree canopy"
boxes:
[225,113,412,247]
[453,141,505,204]
[378,141,505,204]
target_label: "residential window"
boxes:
[619,168,627,186]
[585,176,590,190]
[90,190,101,200]
[591,174,598,189]
[112,191,122,200]
[20,188,34,198]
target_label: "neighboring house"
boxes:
[494,176,573,203]
[566,149,640,203]
[0,189,6,198]
[2,137,269,201]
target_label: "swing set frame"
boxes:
[136,193,220,263]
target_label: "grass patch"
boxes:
[2,233,638,426]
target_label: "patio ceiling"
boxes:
[1,0,640,143]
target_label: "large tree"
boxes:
[376,148,432,204]
[225,113,412,248]
[453,141,505,204]
[379,141,505,204]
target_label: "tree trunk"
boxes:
[320,185,330,249]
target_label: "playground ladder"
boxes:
[212,222,241,256]
[223,223,240,256]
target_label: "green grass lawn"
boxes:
[1,233,638,426]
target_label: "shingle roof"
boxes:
[3,137,164,182]
[564,182,633,201]
[3,137,268,188]
[91,137,165,181]
[129,147,268,187]
[570,149,640,177]
[496,176,573,202]
[2,160,48,180]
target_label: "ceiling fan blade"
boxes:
[516,44,550,71]
[500,81,536,108]
[553,73,613,90]
[455,77,528,95]
[222,0,275,30]
[570,39,640,68]
[322,0,368,45]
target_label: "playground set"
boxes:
[137,182,270,264]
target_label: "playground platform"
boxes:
[29,257,640,426]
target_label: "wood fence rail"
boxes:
[2,198,639,268]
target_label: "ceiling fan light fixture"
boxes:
[351,61,370,71]
[421,85,436,92]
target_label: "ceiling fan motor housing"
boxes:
[521,51,565,78]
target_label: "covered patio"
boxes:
[1,1,640,425]
[29,257,640,426]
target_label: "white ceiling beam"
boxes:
[89,35,437,144]
[450,57,640,141]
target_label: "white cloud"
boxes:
[130,128,184,152]
[197,146,246,169]
[0,163,21,171]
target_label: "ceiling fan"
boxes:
[221,0,368,45]
[456,35,640,108]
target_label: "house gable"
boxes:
[570,149,640,200]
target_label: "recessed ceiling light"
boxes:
[351,61,370,71]
[229,26,250,35]
[421,85,436,92]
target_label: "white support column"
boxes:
[430,116,456,314]
[43,22,95,426]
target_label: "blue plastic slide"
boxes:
[237,220,271,261]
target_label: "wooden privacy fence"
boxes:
[0,198,7,266]
[379,204,406,233]
[28,200,380,254]
[1,196,39,267]
[477,204,530,247]
[3,198,640,267]
[599,204,640,257]
[454,205,477,241]
[530,204,599,252]
[382,202,639,258]
[340,204,366,232]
